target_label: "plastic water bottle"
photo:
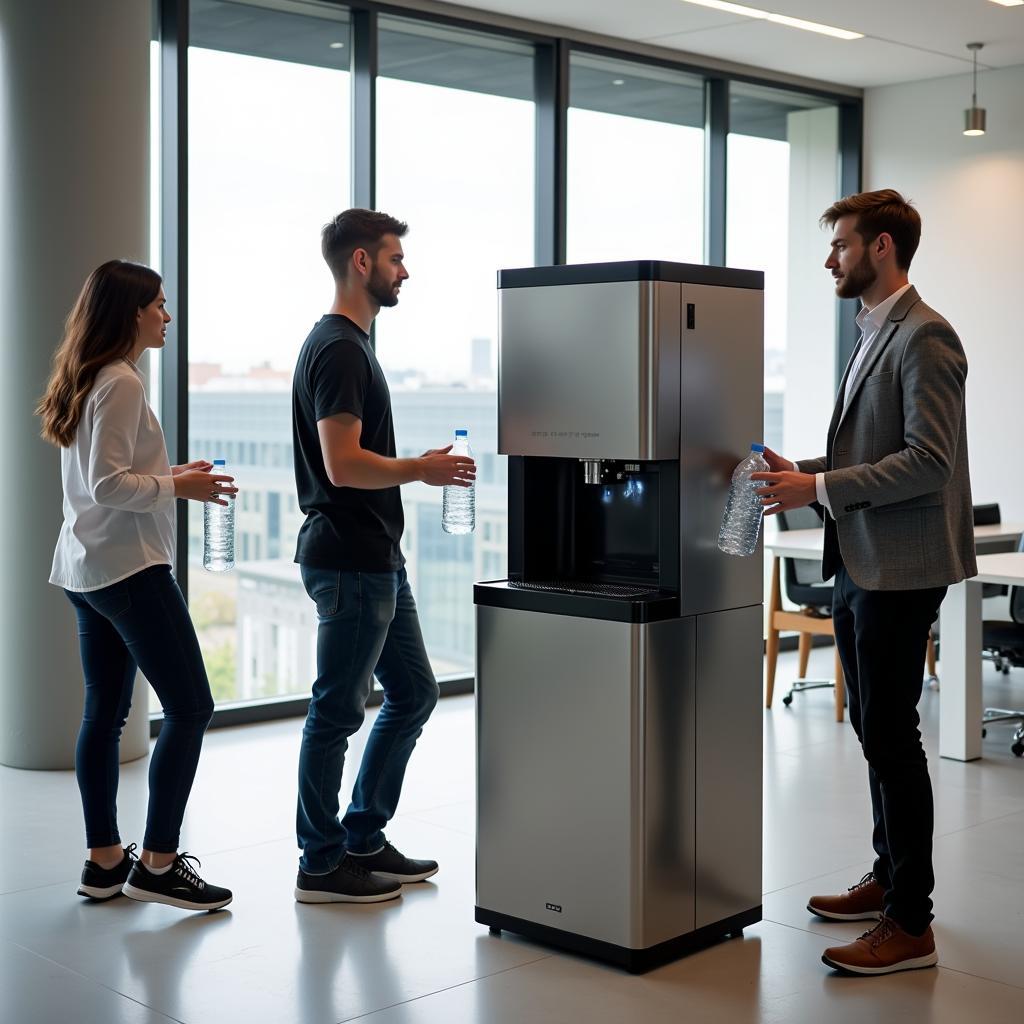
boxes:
[442,429,475,534]
[718,443,770,557]
[203,458,235,572]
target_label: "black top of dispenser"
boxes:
[497,260,764,291]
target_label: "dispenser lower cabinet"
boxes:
[475,602,763,973]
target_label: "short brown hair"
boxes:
[820,189,921,270]
[321,208,408,281]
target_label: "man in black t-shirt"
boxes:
[291,209,475,905]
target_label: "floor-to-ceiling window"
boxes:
[567,53,704,263]
[373,17,535,677]
[727,82,840,459]
[159,0,859,721]
[726,82,841,616]
[186,0,351,704]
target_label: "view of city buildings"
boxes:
[186,351,783,706]
[188,353,508,704]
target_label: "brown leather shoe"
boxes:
[822,917,938,975]
[807,872,884,922]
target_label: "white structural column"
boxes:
[939,580,984,762]
[0,0,152,768]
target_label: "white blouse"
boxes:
[49,358,176,592]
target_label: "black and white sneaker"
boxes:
[350,841,438,883]
[78,843,138,901]
[123,853,233,911]
[295,854,403,904]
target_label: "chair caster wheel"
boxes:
[982,728,987,738]
[1012,742,1024,758]
[782,695,793,706]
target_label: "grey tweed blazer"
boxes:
[798,286,976,591]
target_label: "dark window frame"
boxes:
[157,0,861,733]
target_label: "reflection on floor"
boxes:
[3,646,1024,1024]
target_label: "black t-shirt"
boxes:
[292,315,404,571]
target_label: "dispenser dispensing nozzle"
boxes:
[580,459,641,485]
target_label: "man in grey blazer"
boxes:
[752,189,975,976]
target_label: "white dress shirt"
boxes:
[812,283,913,517]
[50,358,176,592]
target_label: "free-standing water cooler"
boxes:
[474,260,765,972]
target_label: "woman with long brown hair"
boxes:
[39,259,236,911]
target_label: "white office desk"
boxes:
[942,552,1024,761]
[764,522,1023,561]
[763,523,1024,761]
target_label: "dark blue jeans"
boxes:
[65,565,214,853]
[297,566,439,874]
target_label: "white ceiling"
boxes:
[434,0,1024,89]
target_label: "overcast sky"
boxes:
[182,47,792,379]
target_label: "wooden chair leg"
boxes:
[833,646,845,723]
[926,632,937,678]
[765,557,782,708]
[797,631,812,679]
[766,627,780,709]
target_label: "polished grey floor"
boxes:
[2,647,1023,1024]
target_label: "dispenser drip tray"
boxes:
[475,580,679,622]
[508,580,658,599]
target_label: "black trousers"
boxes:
[831,564,947,936]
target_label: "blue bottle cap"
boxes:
[750,443,766,453]
[455,429,468,437]
[213,459,226,465]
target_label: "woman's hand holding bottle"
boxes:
[172,465,237,506]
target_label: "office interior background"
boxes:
[1,1,1023,1022]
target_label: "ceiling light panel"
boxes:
[677,0,864,40]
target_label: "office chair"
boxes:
[767,507,845,716]
[928,503,1007,682]
[766,508,939,720]
[981,532,1024,758]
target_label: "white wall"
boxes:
[864,64,1024,521]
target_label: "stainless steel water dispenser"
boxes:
[474,260,765,971]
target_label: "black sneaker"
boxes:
[294,854,403,904]
[123,853,233,911]
[78,843,138,901]
[350,841,438,883]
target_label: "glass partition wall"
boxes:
[159,0,861,719]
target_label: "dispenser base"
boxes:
[475,905,762,974]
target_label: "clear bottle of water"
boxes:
[442,429,475,535]
[718,443,770,557]
[203,458,235,572]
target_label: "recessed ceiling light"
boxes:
[677,0,864,40]
[612,78,625,85]
[988,1,1023,8]
[329,41,345,49]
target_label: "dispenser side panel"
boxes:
[679,283,764,616]
[497,281,680,460]
[476,605,639,947]
[641,616,697,945]
[694,604,764,929]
